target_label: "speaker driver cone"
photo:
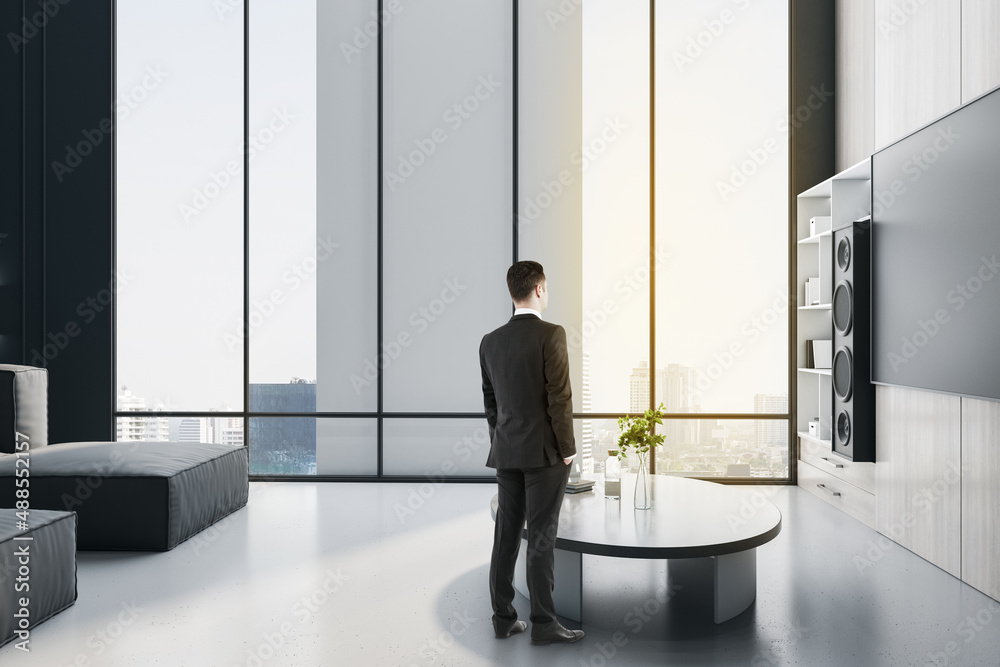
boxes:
[837,237,852,272]
[833,281,854,335]
[837,410,852,447]
[833,347,854,401]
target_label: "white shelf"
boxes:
[797,230,833,245]
[798,368,831,376]
[798,304,831,311]
[838,157,872,181]
[798,157,871,198]
[797,431,833,448]
[799,180,832,198]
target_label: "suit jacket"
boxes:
[480,313,576,469]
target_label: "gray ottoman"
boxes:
[0,442,248,551]
[0,509,77,648]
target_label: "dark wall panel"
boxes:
[0,1,114,443]
[42,1,114,443]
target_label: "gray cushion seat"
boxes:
[0,509,77,648]
[0,441,248,551]
[0,365,47,453]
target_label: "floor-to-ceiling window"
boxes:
[116,0,515,478]
[652,0,789,478]
[579,0,651,476]
[115,0,246,444]
[116,0,789,481]
[582,0,790,479]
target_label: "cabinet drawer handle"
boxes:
[819,456,845,469]
[817,483,841,497]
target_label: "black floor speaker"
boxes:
[832,219,875,462]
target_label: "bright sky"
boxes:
[116,0,789,414]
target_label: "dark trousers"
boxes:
[490,462,571,634]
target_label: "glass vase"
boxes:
[634,451,651,510]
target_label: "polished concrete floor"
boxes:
[2,481,999,666]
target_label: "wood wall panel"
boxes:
[873,0,961,148]
[835,0,875,171]
[962,0,1000,101]
[961,397,1000,601]
[875,385,962,577]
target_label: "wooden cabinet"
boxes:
[798,459,875,529]
[800,434,874,494]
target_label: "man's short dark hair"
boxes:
[507,261,545,303]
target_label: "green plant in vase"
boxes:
[616,402,666,510]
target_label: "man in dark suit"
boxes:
[480,260,584,645]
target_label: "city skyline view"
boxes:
[118,355,788,478]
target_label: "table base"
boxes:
[512,539,756,625]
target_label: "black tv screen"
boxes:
[871,85,1000,399]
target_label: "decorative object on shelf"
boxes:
[812,340,832,369]
[808,420,819,437]
[616,403,666,510]
[805,277,821,306]
[809,215,832,237]
[804,339,815,368]
[604,450,621,500]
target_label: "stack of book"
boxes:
[564,478,595,494]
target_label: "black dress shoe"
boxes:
[495,620,527,639]
[530,625,585,645]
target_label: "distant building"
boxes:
[116,387,168,441]
[659,364,695,445]
[659,364,693,413]
[754,393,789,450]
[218,423,244,447]
[249,381,317,412]
[248,381,317,474]
[698,416,719,445]
[629,361,650,414]
[178,417,210,443]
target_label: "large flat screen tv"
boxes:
[871,85,1000,399]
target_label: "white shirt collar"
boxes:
[513,307,541,319]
